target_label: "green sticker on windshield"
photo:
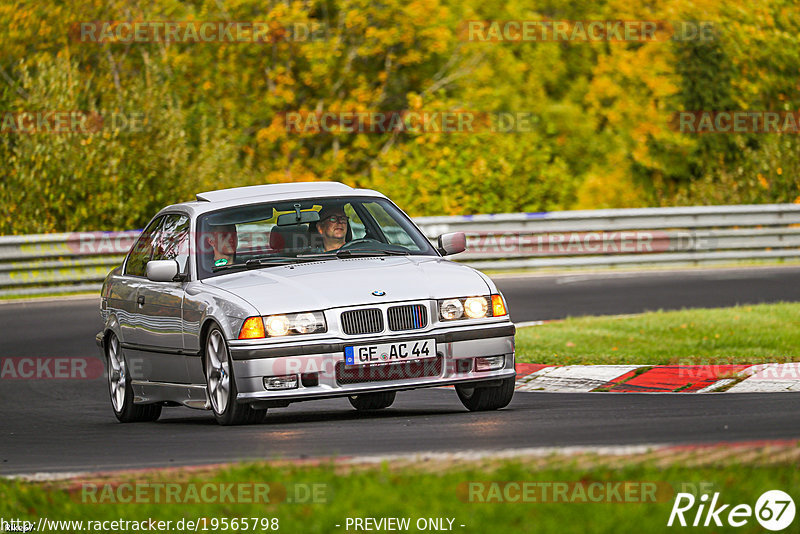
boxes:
[214,258,229,267]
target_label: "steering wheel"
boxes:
[338,237,380,250]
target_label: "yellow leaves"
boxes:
[404,0,433,19]
[344,10,367,30]
[574,154,646,209]
[587,75,622,101]
[470,157,487,176]
[256,121,285,144]
[398,50,423,66]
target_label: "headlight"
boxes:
[440,299,464,320]
[241,311,327,338]
[293,312,319,334]
[464,297,489,318]
[266,311,327,336]
[265,315,290,337]
[438,295,507,320]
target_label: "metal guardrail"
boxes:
[414,204,800,269]
[1,204,799,296]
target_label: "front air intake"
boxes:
[340,308,384,335]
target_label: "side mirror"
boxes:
[437,232,466,256]
[146,260,180,282]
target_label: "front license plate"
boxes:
[344,339,436,366]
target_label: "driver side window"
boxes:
[125,216,165,277]
[153,214,190,274]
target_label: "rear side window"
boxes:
[125,216,164,277]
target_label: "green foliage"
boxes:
[1,0,799,233]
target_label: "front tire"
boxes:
[205,326,266,425]
[348,391,396,411]
[455,377,515,412]
[106,332,161,423]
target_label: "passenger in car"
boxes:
[206,223,237,268]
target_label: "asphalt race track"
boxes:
[2,265,800,475]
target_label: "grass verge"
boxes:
[2,444,798,534]
[515,302,800,366]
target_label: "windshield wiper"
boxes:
[294,249,410,260]
[244,257,315,269]
[335,249,410,257]
[295,252,338,260]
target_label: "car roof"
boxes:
[156,181,389,218]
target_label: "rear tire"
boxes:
[348,391,396,411]
[456,377,515,412]
[106,332,161,423]
[205,326,267,425]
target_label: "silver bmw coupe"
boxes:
[97,182,516,424]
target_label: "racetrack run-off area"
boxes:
[513,362,800,393]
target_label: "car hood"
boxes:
[201,256,491,315]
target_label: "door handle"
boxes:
[137,295,145,306]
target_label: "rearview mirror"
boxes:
[146,260,180,282]
[437,232,466,256]
[276,210,321,226]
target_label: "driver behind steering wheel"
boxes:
[315,204,349,252]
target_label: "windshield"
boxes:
[195,196,437,279]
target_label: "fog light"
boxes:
[475,356,505,372]
[263,374,298,390]
[301,372,319,387]
[456,359,473,374]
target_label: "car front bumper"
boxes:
[228,322,515,404]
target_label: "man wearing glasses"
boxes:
[315,204,349,251]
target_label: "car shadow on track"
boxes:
[153,405,480,426]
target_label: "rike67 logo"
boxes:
[668,490,795,531]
